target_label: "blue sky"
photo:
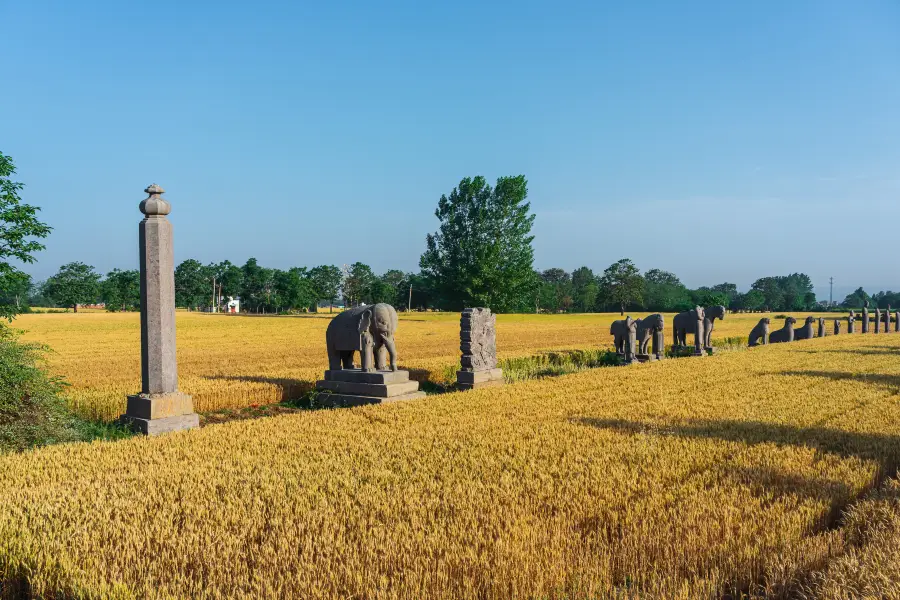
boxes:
[3,0,898,300]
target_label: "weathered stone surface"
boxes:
[121,185,197,435]
[672,306,706,352]
[794,316,816,340]
[895,311,899,333]
[875,308,881,333]
[326,304,399,371]
[457,368,504,390]
[315,390,426,408]
[634,314,664,356]
[635,353,659,363]
[863,301,870,333]
[652,329,665,360]
[126,392,194,420]
[848,310,856,334]
[748,317,770,346]
[769,316,796,343]
[834,319,841,335]
[610,316,637,362]
[459,308,498,371]
[817,317,826,338]
[121,413,199,436]
[323,369,410,384]
[315,378,421,398]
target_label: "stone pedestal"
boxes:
[635,354,658,363]
[316,369,425,407]
[456,368,504,390]
[120,185,198,436]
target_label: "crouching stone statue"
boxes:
[748,318,770,346]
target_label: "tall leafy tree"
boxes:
[272,268,314,312]
[538,268,573,313]
[0,152,52,321]
[343,262,376,307]
[841,287,870,309]
[571,266,598,313]
[240,258,274,312]
[174,259,212,309]
[420,175,536,313]
[643,268,690,312]
[308,265,342,312]
[43,262,101,312]
[598,259,644,315]
[101,269,140,312]
[209,260,244,302]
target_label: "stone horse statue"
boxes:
[769,316,797,343]
[748,317,770,346]
[794,316,816,340]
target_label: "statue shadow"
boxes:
[793,348,900,356]
[404,367,456,393]
[202,375,316,402]
[772,369,900,390]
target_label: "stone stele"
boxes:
[120,184,198,435]
[316,303,424,406]
[457,308,504,390]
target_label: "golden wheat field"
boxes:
[1,331,899,599]
[13,311,841,421]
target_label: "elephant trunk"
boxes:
[381,334,398,371]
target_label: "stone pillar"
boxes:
[120,184,199,435]
[833,319,841,335]
[848,311,856,334]
[875,308,881,333]
[652,329,665,360]
[457,308,504,389]
[895,311,899,333]
[817,317,825,338]
[886,306,892,332]
[862,304,870,333]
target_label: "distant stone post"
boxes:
[848,311,856,334]
[817,317,825,338]
[862,302,870,333]
[120,184,199,435]
[833,319,841,335]
[886,305,892,332]
[457,308,504,389]
[875,308,881,334]
[895,310,899,333]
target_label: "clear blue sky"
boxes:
[3,0,898,301]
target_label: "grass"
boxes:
[1,332,899,598]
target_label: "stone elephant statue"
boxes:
[769,316,796,343]
[672,306,706,348]
[325,303,399,372]
[635,314,664,354]
[748,318,770,347]
[794,316,816,340]
[610,316,637,357]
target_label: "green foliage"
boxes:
[342,262,376,307]
[751,273,816,311]
[643,268,691,312]
[0,326,131,452]
[537,268,574,313]
[308,265,342,312]
[43,262,101,312]
[240,258,274,312]
[0,152,52,321]
[101,269,140,312]
[842,287,871,309]
[420,175,536,313]
[598,259,644,314]
[174,259,213,309]
[272,268,314,312]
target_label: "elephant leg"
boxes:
[328,347,342,370]
[374,341,386,370]
[341,351,354,369]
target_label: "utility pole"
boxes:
[408,284,412,312]
[212,276,217,313]
[829,276,834,309]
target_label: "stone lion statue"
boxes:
[794,316,816,341]
[769,316,797,343]
[747,317,770,347]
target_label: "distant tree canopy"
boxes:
[43,262,101,312]
[101,269,140,312]
[597,259,644,315]
[420,175,536,313]
[750,274,816,311]
[0,152,52,321]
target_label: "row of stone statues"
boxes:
[748,305,900,346]
[610,305,727,363]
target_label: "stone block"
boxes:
[456,368,504,390]
[125,392,195,420]
[635,354,658,363]
[120,413,199,436]
[315,390,426,408]
[323,369,410,384]
[315,378,421,398]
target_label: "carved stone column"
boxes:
[121,184,199,435]
[457,308,504,389]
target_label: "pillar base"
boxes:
[122,391,199,436]
[457,368,504,390]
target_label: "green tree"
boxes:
[0,271,31,314]
[309,265,342,312]
[208,260,244,303]
[598,259,644,315]
[101,269,140,312]
[570,267,598,313]
[842,287,870,309]
[420,175,536,313]
[240,258,274,313]
[643,268,691,312]
[0,152,52,321]
[174,259,212,309]
[343,262,376,307]
[741,289,766,312]
[538,268,573,313]
[43,262,101,312]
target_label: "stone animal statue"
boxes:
[635,314,665,354]
[875,308,882,333]
[747,317,770,347]
[848,310,856,334]
[672,306,706,348]
[610,316,638,358]
[325,303,399,371]
[794,316,816,340]
[817,317,826,338]
[863,301,870,333]
[700,305,727,348]
[833,319,841,335]
[769,316,797,343]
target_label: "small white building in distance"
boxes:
[225,296,240,314]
